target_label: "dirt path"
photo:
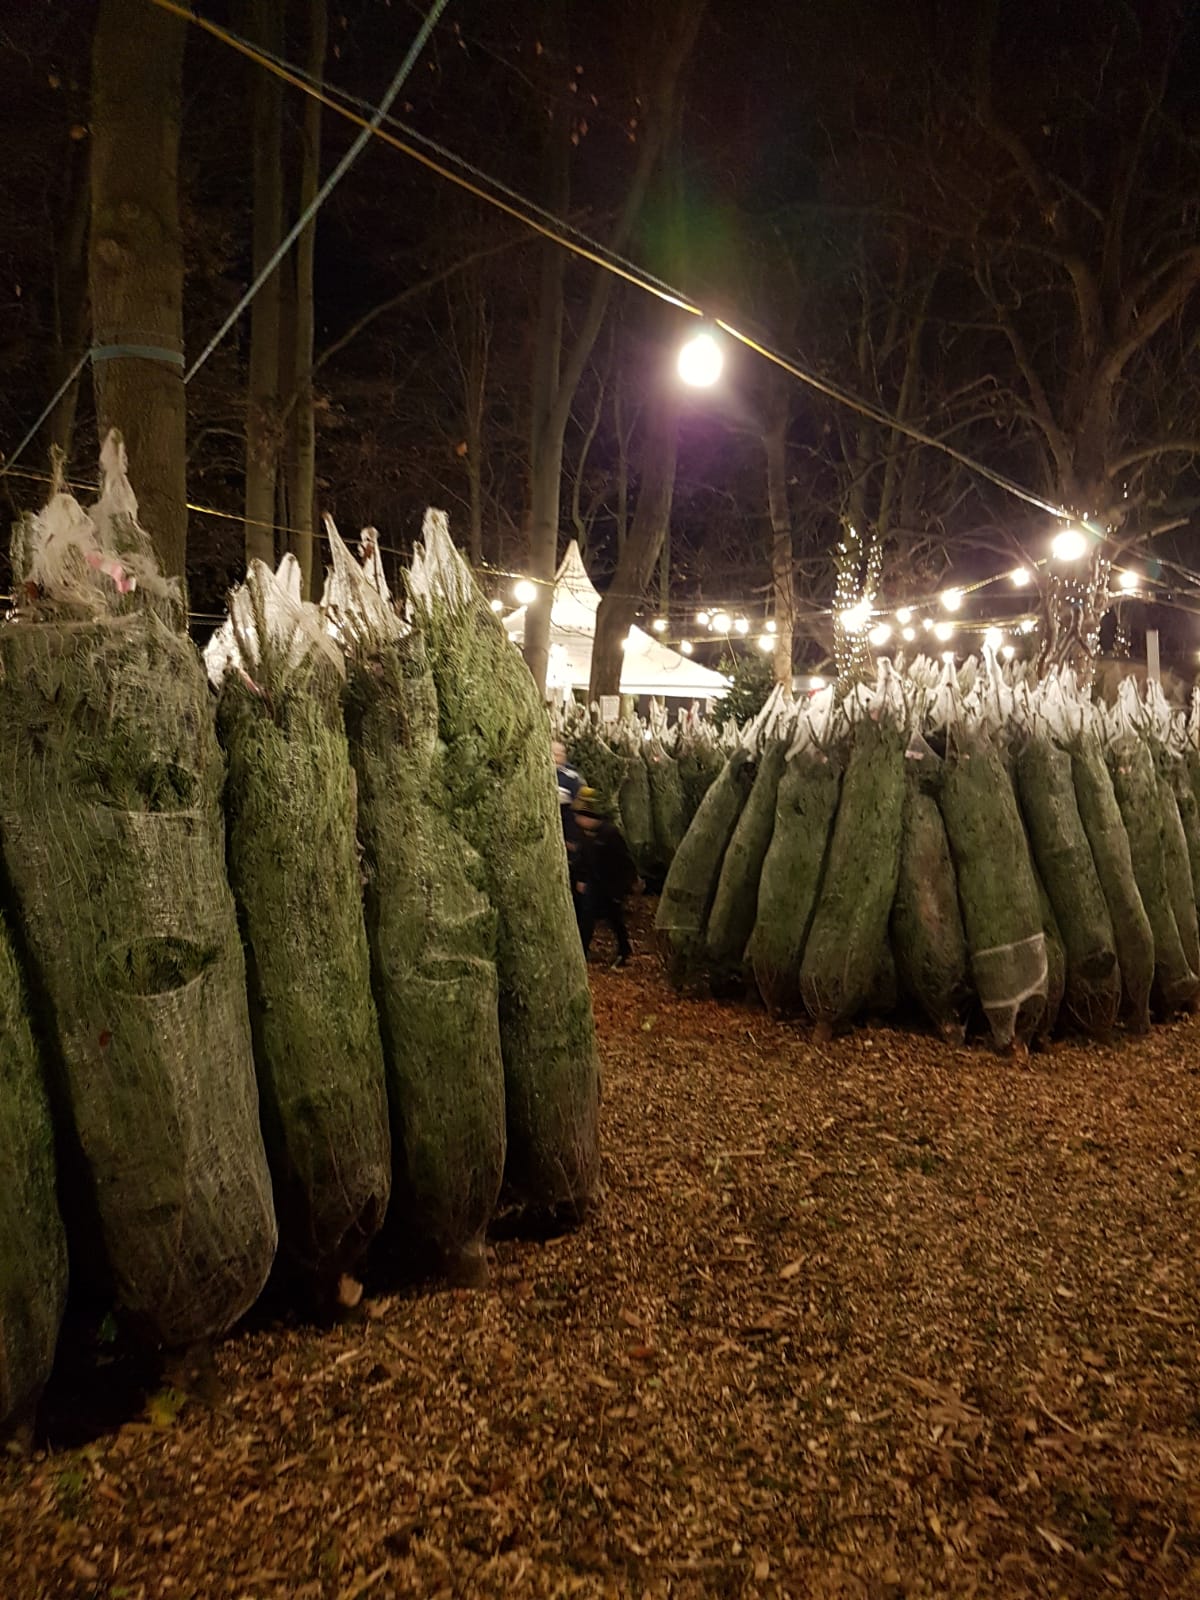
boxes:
[3,914,1199,1598]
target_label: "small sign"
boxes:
[599,695,620,724]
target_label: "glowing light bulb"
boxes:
[765,619,777,634]
[711,611,731,633]
[680,639,694,655]
[902,626,916,643]
[1117,569,1139,592]
[895,607,912,625]
[934,621,954,642]
[1051,526,1089,563]
[868,622,892,647]
[734,616,750,636]
[677,330,724,388]
[1002,644,1016,661]
[757,634,773,653]
[489,598,504,614]
[941,650,957,665]
[1019,618,1037,635]
[922,618,935,633]
[651,617,667,634]
[941,588,963,612]
[840,599,872,632]
[513,578,538,604]
[696,609,711,627]
[983,627,1003,652]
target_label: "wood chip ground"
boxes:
[3,899,1198,1597]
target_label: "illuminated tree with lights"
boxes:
[833,522,882,685]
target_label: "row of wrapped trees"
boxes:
[0,446,599,1435]
[658,660,1200,1050]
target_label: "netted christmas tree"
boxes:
[0,436,276,1347]
[409,511,600,1225]
[323,521,506,1284]
[208,556,391,1297]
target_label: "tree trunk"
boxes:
[285,0,326,598]
[88,0,188,580]
[277,254,297,565]
[523,136,568,699]
[523,0,705,696]
[589,377,682,702]
[764,389,794,693]
[46,141,90,463]
[448,259,489,569]
[243,0,286,568]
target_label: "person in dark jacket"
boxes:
[553,740,584,905]
[572,787,636,967]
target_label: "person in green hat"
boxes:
[572,787,636,967]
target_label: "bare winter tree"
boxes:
[281,0,327,599]
[243,0,286,567]
[952,0,1200,671]
[522,0,705,696]
[89,0,188,579]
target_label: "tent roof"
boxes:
[504,541,728,700]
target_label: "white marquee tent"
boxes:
[503,541,729,702]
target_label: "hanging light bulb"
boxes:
[489,598,504,614]
[677,329,724,388]
[1019,618,1037,635]
[868,622,892,647]
[922,618,935,633]
[711,611,731,633]
[1001,644,1016,661]
[756,635,773,653]
[1051,526,1089,563]
[513,578,538,605]
[734,616,750,636]
[1117,569,1139,592]
[1009,567,1031,587]
[941,588,963,612]
[696,609,711,627]
[983,627,1004,652]
[680,639,694,656]
[765,619,777,634]
[650,617,667,634]
[840,598,872,632]
[895,607,912,625]
[934,621,954,642]
[902,626,916,642]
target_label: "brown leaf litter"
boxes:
[2,898,1198,1598]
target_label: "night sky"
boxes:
[1,0,1197,662]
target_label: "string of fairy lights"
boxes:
[4,457,1182,667]
[490,524,1176,666]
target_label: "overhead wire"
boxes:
[147,0,1108,539]
[182,0,452,382]
[8,3,1187,651]
[148,0,701,318]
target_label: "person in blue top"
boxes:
[553,739,583,846]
